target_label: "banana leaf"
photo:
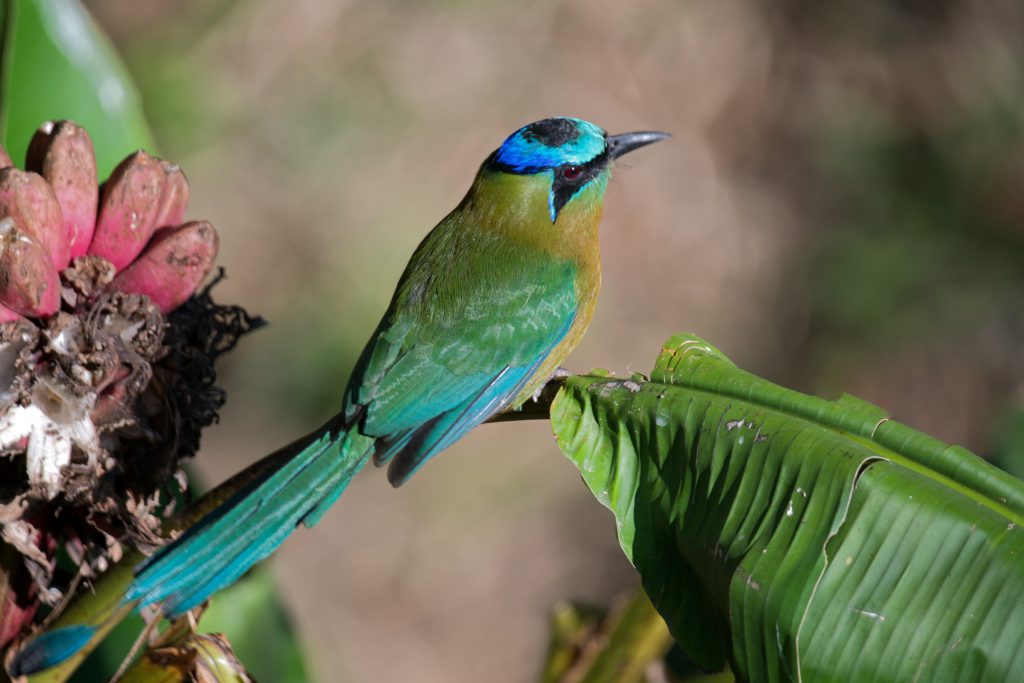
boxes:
[0,0,155,176]
[551,333,1024,682]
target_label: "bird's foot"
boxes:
[532,367,571,402]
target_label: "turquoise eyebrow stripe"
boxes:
[495,118,606,171]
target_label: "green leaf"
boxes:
[0,0,155,176]
[551,333,1024,682]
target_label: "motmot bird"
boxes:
[8,117,668,676]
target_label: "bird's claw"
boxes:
[532,367,572,402]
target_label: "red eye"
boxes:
[561,165,582,181]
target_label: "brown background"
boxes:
[85,1,1024,680]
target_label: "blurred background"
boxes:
[68,0,1024,680]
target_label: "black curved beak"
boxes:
[607,131,671,160]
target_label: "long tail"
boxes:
[7,417,374,677]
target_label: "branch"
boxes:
[486,374,566,423]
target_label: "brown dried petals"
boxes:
[0,121,249,633]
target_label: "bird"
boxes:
[7,117,669,676]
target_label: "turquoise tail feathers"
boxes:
[7,419,373,677]
[127,422,374,616]
[5,625,95,677]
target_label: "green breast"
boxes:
[349,165,606,417]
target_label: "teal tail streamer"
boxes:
[127,424,374,616]
[5,625,95,678]
[8,420,374,676]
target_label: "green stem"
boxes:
[577,589,673,683]
[541,588,675,683]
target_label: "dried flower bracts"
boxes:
[0,121,261,651]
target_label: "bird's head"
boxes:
[479,117,669,224]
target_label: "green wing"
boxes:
[342,216,578,483]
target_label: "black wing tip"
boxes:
[386,457,413,487]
